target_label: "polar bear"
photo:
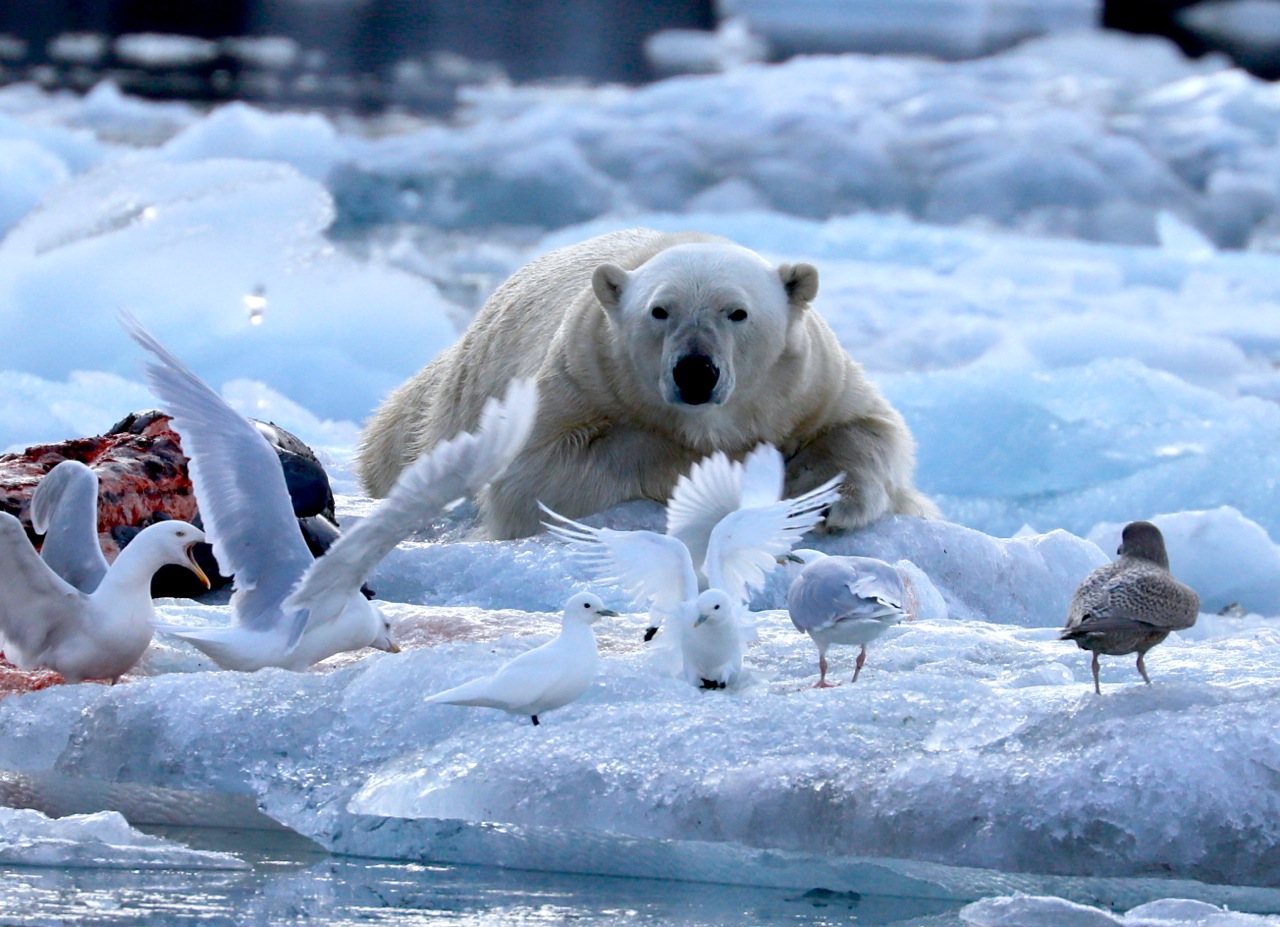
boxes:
[358,228,936,539]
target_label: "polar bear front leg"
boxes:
[783,416,931,531]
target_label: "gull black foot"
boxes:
[531,715,540,726]
[700,678,727,690]
[643,627,659,642]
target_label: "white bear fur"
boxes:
[358,228,936,539]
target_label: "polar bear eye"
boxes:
[651,306,669,320]
[728,308,748,322]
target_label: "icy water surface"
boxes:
[0,826,962,926]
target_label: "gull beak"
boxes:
[778,553,804,564]
[185,543,211,590]
[693,614,708,627]
[597,608,619,617]
[385,641,402,654]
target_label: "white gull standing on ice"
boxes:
[425,592,618,725]
[786,550,909,687]
[123,315,538,671]
[0,514,208,683]
[544,448,841,689]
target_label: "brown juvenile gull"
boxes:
[1061,520,1200,695]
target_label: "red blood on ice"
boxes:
[0,653,70,696]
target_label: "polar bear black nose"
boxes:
[673,354,720,405]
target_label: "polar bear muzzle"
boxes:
[672,354,721,406]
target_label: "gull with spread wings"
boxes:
[545,447,840,688]
[123,315,537,671]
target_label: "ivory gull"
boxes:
[425,592,617,725]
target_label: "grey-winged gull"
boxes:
[786,550,908,687]
[1061,520,1199,694]
[0,514,207,682]
[122,314,538,672]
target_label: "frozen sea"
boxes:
[3,25,1280,926]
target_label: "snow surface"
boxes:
[0,25,1279,920]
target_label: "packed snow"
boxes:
[0,24,1279,923]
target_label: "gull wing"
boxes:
[844,557,907,610]
[664,451,743,573]
[0,512,84,665]
[704,473,843,604]
[543,506,698,619]
[30,460,109,594]
[788,557,904,634]
[282,379,537,640]
[1063,569,1200,638]
[427,641,566,709]
[738,444,785,509]
[122,313,314,631]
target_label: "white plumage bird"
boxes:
[28,460,110,594]
[786,550,908,687]
[0,515,208,683]
[123,314,538,671]
[425,592,618,725]
[544,448,841,689]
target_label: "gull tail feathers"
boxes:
[157,625,263,670]
[425,676,506,709]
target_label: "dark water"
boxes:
[0,826,963,927]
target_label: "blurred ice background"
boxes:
[2,2,1280,925]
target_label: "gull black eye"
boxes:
[651,306,668,320]
[583,601,591,608]
[728,308,748,322]
[176,530,186,537]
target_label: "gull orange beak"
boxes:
[185,543,211,590]
[386,641,402,654]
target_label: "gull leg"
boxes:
[851,645,867,683]
[814,645,838,689]
[1136,653,1152,686]
[1091,652,1101,695]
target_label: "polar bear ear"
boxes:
[778,263,819,307]
[592,264,630,316]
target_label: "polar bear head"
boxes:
[591,242,819,414]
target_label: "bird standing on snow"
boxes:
[0,515,208,683]
[786,550,908,687]
[1061,520,1199,695]
[123,314,537,672]
[679,588,741,689]
[425,592,618,725]
[544,449,841,690]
